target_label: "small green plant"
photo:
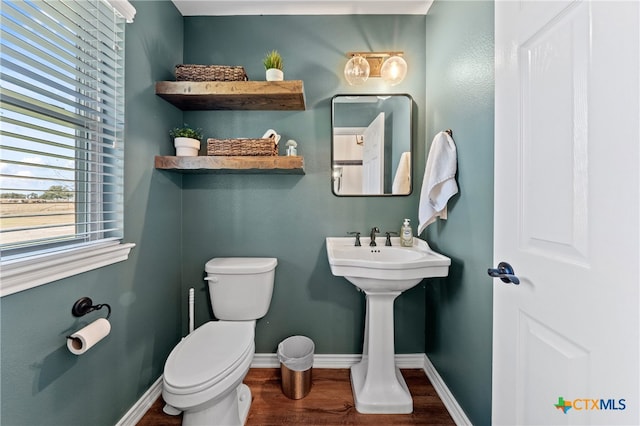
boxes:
[263,50,283,70]
[169,124,203,141]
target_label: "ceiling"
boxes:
[170,0,434,16]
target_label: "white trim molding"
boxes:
[252,352,426,369]
[107,0,136,22]
[170,0,434,16]
[422,354,472,426]
[0,242,135,297]
[116,377,163,426]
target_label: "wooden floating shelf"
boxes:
[155,80,306,111]
[154,155,305,174]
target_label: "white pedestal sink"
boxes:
[326,236,450,414]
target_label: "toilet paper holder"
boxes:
[66,297,112,353]
[70,297,111,320]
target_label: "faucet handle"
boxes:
[384,231,398,246]
[347,231,361,246]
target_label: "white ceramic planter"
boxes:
[265,68,284,81]
[174,137,200,156]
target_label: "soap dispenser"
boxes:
[400,218,414,247]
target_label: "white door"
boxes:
[493,1,639,425]
[332,134,363,194]
[362,113,385,194]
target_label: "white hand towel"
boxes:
[418,131,458,234]
[392,151,411,194]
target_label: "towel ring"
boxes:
[444,129,453,137]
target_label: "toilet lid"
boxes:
[205,257,277,274]
[164,321,254,391]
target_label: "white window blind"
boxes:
[0,0,126,260]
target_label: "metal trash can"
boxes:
[277,335,314,399]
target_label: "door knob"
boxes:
[488,262,520,285]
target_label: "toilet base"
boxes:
[182,383,252,426]
[237,383,251,424]
[162,403,181,416]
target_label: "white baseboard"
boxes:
[422,354,472,426]
[119,354,468,426]
[252,353,361,368]
[116,376,163,426]
[252,352,426,369]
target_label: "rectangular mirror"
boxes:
[331,94,413,196]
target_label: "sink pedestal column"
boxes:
[350,290,413,414]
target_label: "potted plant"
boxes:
[263,50,284,81]
[169,124,203,157]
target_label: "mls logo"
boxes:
[554,397,572,414]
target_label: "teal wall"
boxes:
[0,3,496,425]
[424,2,495,425]
[0,2,185,425]
[179,15,428,354]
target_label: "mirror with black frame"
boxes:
[331,94,413,196]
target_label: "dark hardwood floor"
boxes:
[137,368,455,425]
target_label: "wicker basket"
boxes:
[175,64,248,82]
[207,136,278,156]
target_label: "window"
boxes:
[0,0,136,296]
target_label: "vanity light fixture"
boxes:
[344,52,407,86]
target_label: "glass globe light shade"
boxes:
[381,56,407,86]
[344,55,370,85]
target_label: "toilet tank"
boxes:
[205,257,277,320]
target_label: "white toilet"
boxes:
[162,257,277,426]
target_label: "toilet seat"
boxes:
[164,321,254,395]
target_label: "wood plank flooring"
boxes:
[137,368,455,425]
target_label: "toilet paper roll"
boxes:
[67,318,111,355]
[261,129,281,145]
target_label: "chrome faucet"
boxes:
[369,227,380,246]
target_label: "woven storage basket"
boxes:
[175,64,248,82]
[207,136,278,156]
